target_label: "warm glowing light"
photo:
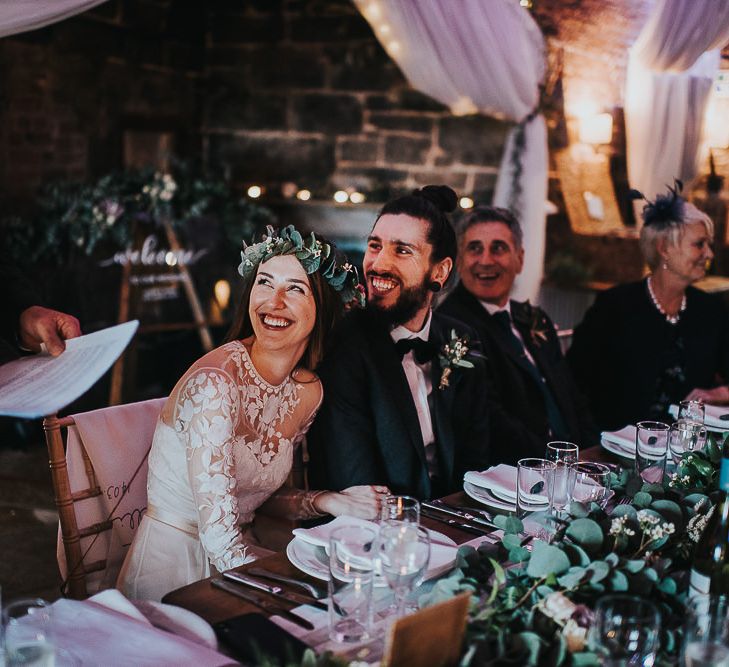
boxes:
[164,252,177,266]
[388,40,401,54]
[333,190,349,203]
[519,0,532,6]
[247,185,262,198]
[459,197,474,209]
[578,113,613,145]
[705,97,729,149]
[281,182,297,198]
[214,280,231,310]
[571,100,599,120]
[378,24,391,35]
[365,2,381,20]
[349,191,365,204]
[296,189,311,201]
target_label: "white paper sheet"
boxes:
[0,320,138,418]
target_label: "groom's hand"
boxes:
[314,485,390,520]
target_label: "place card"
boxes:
[381,591,471,667]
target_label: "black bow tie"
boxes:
[394,337,437,364]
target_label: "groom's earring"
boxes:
[428,281,442,293]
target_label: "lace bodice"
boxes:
[147,340,323,572]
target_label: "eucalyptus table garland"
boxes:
[4,163,275,265]
[267,433,726,667]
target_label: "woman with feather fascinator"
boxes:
[567,181,729,430]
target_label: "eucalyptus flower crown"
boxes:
[238,224,365,307]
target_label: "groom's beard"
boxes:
[367,273,430,327]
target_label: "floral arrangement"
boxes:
[3,162,276,265]
[438,329,475,390]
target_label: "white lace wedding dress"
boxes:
[117,340,324,601]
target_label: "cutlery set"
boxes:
[420,500,496,535]
[213,568,329,629]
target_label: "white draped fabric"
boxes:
[354,0,547,302]
[0,1,108,39]
[625,0,729,201]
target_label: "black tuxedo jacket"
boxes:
[307,308,491,500]
[438,282,598,460]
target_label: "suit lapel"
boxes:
[363,315,428,470]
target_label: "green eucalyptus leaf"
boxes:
[658,577,677,595]
[625,477,643,496]
[623,559,645,574]
[516,631,542,666]
[493,514,509,530]
[526,541,571,578]
[643,567,658,582]
[563,543,591,567]
[502,533,523,551]
[684,493,711,509]
[587,560,611,583]
[557,566,588,589]
[608,569,629,591]
[693,458,714,476]
[508,547,531,563]
[632,492,653,508]
[504,516,524,535]
[610,504,638,520]
[604,552,619,567]
[567,501,589,518]
[571,652,602,667]
[565,518,604,554]
[641,483,664,496]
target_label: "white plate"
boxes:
[463,481,515,512]
[488,484,548,509]
[286,529,458,583]
[600,438,634,460]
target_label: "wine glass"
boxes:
[589,594,660,665]
[3,598,55,667]
[682,594,729,667]
[679,399,705,424]
[545,441,579,517]
[378,523,430,618]
[380,495,420,524]
[569,462,611,508]
[668,419,707,465]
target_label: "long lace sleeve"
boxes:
[258,389,327,520]
[174,367,254,572]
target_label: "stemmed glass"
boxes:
[678,399,705,424]
[589,594,660,665]
[378,523,430,618]
[545,441,579,518]
[380,495,420,524]
[668,419,707,465]
[2,598,55,667]
[569,462,611,507]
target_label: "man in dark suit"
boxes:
[438,206,597,460]
[307,186,491,499]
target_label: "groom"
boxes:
[307,186,492,500]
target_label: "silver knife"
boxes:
[420,507,493,535]
[211,578,315,630]
[422,501,495,528]
[223,571,327,611]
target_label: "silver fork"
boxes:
[247,568,326,599]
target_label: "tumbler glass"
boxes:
[635,421,669,484]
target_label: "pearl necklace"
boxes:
[646,276,686,325]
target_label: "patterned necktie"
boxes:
[492,310,568,439]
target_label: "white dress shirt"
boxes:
[390,311,439,478]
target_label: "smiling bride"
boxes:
[117,226,387,601]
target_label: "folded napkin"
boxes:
[463,464,548,507]
[669,403,729,430]
[600,425,636,452]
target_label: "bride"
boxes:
[118,226,386,601]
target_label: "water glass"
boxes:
[569,462,612,508]
[380,495,420,524]
[3,598,54,667]
[669,419,708,465]
[328,525,377,644]
[378,523,430,618]
[516,458,556,519]
[635,421,669,485]
[679,399,705,424]
[545,441,579,516]
[589,594,660,666]
[682,595,729,667]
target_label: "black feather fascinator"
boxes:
[630,179,686,229]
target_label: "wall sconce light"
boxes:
[214,279,231,311]
[705,99,729,149]
[578,112,613,146]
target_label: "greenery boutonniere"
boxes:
[438,330,474,390]
[513,301,549,348]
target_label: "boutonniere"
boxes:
[513,302,549,348]
[438,329,475,390]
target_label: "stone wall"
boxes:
[0,0,204,209]
[202,0,508,203]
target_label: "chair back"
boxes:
[45,397,166,599]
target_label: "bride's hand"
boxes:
[314,485,390,520]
